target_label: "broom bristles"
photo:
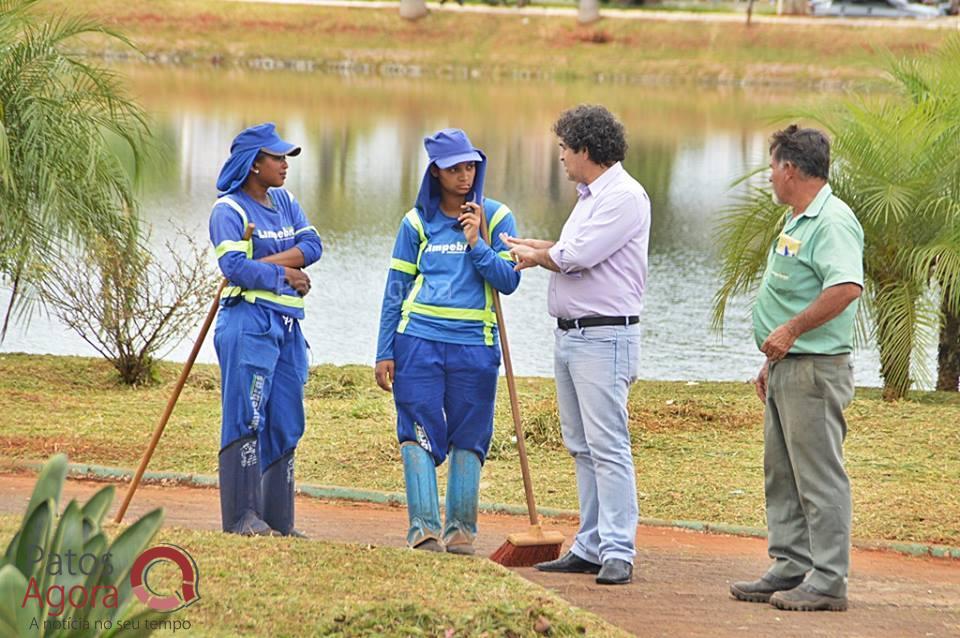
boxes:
[489,539,562,567]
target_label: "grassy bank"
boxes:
[39,0,955,86]
[1,354,958,546]
[0,515,625,637]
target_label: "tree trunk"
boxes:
[937,291,960,391]
[399,0,428,20]
[579,0,601,24]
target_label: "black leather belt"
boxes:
[557,316,639,330]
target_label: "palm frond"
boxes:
[0,0,149,329]
[711,181,786,333]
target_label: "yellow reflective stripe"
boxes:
[404,209,428,268]
[488,204,510,237]
[221,287,305,309]
[215,195,249,228]
[215,240,249,258]
[214,196,252,257]
[405,209,426,242]
[403,302,496,323]
[498,250,515,262]
[390,258,417,276]
[483,283,494,346]
[397,274,424,334]
[295,225,317,236]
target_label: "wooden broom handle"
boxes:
[477,208,540,527]
[115,223,255,523]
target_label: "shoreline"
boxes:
[43,0,959,90]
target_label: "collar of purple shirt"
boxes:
[576,161,625,200]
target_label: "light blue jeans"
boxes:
[554,323,641,565]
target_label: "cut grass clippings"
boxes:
[36,0,958,88]
[0,515,627,637]
[2,354,959,546]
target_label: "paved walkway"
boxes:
[228,0,960,30]
[2,473,958,636]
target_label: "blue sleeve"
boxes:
[468,209,521,295]
[375,219,421,362]
[209,203,284,293]
[287,192,323,266]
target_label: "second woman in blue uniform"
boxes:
[375,129,521,554]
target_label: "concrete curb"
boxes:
[3,458,958,561]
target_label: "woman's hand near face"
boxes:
[458,202,482,247]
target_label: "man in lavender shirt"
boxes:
[503,105,650,585]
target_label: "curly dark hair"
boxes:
[769,125,830,180]
[552,105,627,167]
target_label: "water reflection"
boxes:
[1,67,886,385]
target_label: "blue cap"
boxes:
[230,122,301,157]
[424,128,482,169]
[415,129,486,219]
[216,123,300,195]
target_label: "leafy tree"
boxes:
[713,37,960,400]
[0,0,149,338]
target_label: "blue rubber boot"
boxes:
[262,451,306,538]
[401,442,443,551]
[219,437,275,536]
[443,447,482,555]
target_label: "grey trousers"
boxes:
[764,354,854,597]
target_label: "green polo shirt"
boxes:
[753,184,864,355]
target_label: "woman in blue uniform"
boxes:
[209,122,322,536]
[375,129,520,554]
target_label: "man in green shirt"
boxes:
[730,125,864,612]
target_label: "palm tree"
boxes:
[0,0,148,338]
[884,40,960,392]
[713,36,960,400]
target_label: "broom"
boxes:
[114,223,255,524]
[476,207,565,567]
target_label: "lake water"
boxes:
[1,66,890,385]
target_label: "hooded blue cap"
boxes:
[415,128,486,219]
[216,123,301,195]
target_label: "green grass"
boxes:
[0,515,626,637]
[37,0,955,87]
[1,354,959,546]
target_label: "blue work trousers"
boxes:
[214,301,309,471]
[392,333,500,465]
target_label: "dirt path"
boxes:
[2,474,957,637]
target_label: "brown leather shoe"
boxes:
[730,574,805,603]
[769,584,848,612]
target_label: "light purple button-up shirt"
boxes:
[547,162,651,319]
